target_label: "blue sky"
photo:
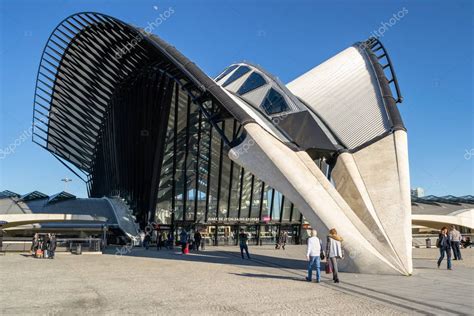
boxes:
[0,0,472,197]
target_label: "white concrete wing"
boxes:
[331,131,412,275]
[287,46,391,150]
[230,123,408,275]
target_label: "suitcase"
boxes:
[183,243,189,254]
[36,249,43,258]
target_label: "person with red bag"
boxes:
[179,229,189,254]
[326,228,344,283]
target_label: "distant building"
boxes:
[0,190,139,244]
[411,187,425,198]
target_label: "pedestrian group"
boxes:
[306,228,343,284]
[31,233,57,259]
[436,225,464,270]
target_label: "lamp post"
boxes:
[61,178,72,192]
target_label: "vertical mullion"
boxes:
[269,188,275,220]
[183,95,191,221]
[226,120,237,219]
[237,168,244,220]
[258,181,264,221]
[204,124,213,223]
[279,195,284,224]
[289,202,294,222]
[215,121,225,223]
[194,110,202,222]
[171,83,178,226]
[247,175,254,219]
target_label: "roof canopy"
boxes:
[20,191,49,201]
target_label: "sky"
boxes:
[0,0,472,198]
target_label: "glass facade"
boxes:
[261,88,289,115]
[223,66,251,87]
[237,72,267,95]
[214,64,238,82]
[154,84,303,245]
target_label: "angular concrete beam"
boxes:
[331,131,412,274]
[230,123,408,275]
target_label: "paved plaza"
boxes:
[0,246,472,315]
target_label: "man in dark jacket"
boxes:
[194,231,202,251]
[144,234,151,250]
[437,227,452,270]
[49,234,57,259]
[239,229,251,259]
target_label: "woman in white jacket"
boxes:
[326,228,343,283]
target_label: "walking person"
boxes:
[449,226,462,260]
[144,233,151,250]
[180,229,188,254]
[49,234,57,259]
[326,228,343,283]
[281,231,288,250]
[239,229,251,259]
[305,230,322,283]
[31,233,39,257]
[42,234,50,259]
[156,232,162,251]
[194,230,202,251]
[437,227,452,270]
[167,232,173,250]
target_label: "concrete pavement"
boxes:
[0,246,472,315]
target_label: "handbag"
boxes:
[325,259,333,274]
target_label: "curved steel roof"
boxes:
[32,12,253,175]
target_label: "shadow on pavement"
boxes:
[229,272,304,281]
[102,246,309,270]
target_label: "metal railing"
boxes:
[0,237,103,253]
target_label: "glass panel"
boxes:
[185,102,199,221]
[292,205,302,223]
[261,184,272,221]
[237,72,267,95]
[156,85,176,224]
[173,91,189,221]
[196,117,211,223]
[219,156,231,220]
[259,225,278,245]
[223,66,251,87]
[214,64,238,82]
[240,170,253,219]
[271,191,283,221]
[261,88,289,115]
[216,225,233,246]
[218,120,234,221]
[228,166,242,220]
[250,179,262,220]
[281,197,292,222]
[207,123,222,221]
